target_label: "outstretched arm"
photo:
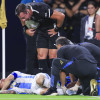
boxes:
[0,90,16,94]
[1,74,14,90]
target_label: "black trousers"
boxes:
[51,58,97,95]
[24,33,38,74]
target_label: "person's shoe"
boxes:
[90,79,98,96]
[42,88,58,95]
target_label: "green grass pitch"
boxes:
[0,94,100,100]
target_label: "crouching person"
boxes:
[43,37,98,96]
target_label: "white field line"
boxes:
[0,98,100,100]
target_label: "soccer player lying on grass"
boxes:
[0,71,50,94]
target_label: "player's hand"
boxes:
[48,29,58,37]
[26,29,36,36]
[95,33,100,40]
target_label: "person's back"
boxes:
[78,42,100,66]
[57,44,97,64]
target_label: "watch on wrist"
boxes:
[54,26,60,32]
[96,32,100,33]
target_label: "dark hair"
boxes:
[87,1,97,8]
[15,4,27,16]
[56,36,72,46]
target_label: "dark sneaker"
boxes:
[90,79,98,96]
[42,88,58,95]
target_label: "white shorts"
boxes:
[31,73,51,94]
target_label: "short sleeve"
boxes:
[38,3,53,18]
[11,71,20,79]
[28,2,53,19]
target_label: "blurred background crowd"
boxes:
[0,0,100,78]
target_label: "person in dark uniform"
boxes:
[52,36,100,95]
[22,32,38,74]
[15,2,65,73]
[78,42,100,67]
[43,36,98,96]
[54,36,100,67]
[20,0,39,75]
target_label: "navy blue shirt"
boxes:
[78,42,100,66]
[57,44,97,64]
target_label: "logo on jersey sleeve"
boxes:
[60,60,63,65]
[10,82,17,88]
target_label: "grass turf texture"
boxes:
[0,94,100,100]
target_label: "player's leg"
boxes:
[49,49,57,60]
[37,32,49,73]
[36,73,50,88]
[77,61,98,95]
[48,34,58,74]
[43,58,71,95]
[60,71,67,94]
[25,34,38,74]
[37,48,48,72]
[48,34,58,60]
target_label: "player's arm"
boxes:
[50,10,65,28]
[1,74,14,90]
[23,24,36,37]
[48,10,65,37]
[36,3,65,36]
[0,90,16,94]
[95,13,100,40]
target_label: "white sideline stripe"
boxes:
[0,98,100,100]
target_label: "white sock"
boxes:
[61,86,67,94]
[43,78,50,88]
[69,84,79,91]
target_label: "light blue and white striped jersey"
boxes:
[8,71,50,94]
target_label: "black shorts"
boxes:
[36,30,59,49]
